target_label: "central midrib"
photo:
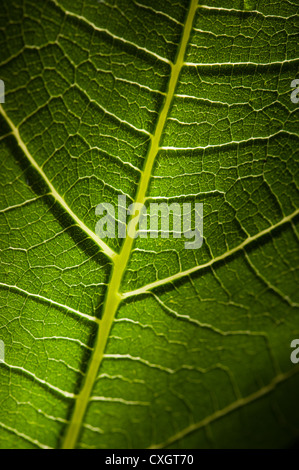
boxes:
[61,0,199,449]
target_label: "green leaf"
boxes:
[0,0,299,449]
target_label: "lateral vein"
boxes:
[122,208,299,298]
[0,282,99,324]
[0,104,117,261]
[149,366,299,448]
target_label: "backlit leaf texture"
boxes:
[0,0,299,449]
